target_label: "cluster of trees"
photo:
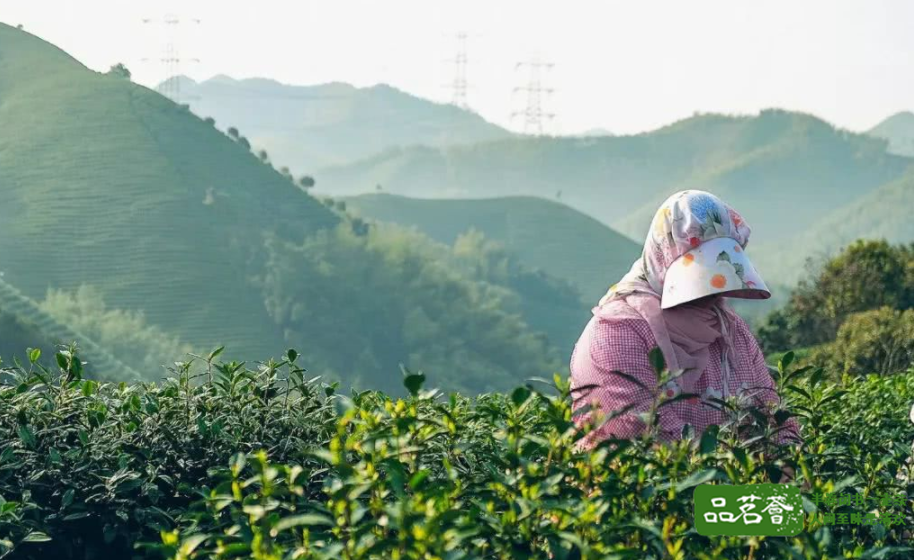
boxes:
[106,63,131,80]
[450,229,585,352]
[38,286,193,379]
[255,223,564,394]
[758,240,914,375]
[826,307,914,375]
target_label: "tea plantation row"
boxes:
[1,347,913,559]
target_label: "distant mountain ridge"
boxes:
[868,111,914,156]
[161,75,512,173]
[752,168,914,284]
[319,109,913,283]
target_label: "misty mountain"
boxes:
[318,110,913,283]
[0,24,337,362]
[752,168,914,284]
[160,75,512,174]
[868,111,914,157]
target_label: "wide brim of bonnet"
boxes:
[661,236,770,309]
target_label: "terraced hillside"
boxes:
[0,23,338,361]
[344,193,641,304]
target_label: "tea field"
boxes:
[1,346,912,559]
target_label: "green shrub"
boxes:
[106,63,131,80]
[826,307,914,375]
[759,240,914,353]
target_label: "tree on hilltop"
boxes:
[299,176,316,189]
[107,63,132,80]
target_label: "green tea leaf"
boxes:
[21,532,51,543]
[699,425,719,454]
[274,514,333,532]
[17,425,36,449]
[511,386,531,407]
[778,351,795,375]
[648,347,666,375]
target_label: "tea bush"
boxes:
[0,347,337,559]
[1,347,913,559]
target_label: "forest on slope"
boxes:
[343,193,641,304]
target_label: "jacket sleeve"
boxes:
[571,318,685,446]
[739,320,803,445]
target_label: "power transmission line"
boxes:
[141,14,202,104]
[445,32,470,109]
[512,58,556,136]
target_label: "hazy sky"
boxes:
[3,0,913,135]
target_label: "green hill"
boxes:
[868,111,914,156]
[169,75,512,173]
[343,193,641,304]
[0,23,337,362]
[318,110,911,251]
[0,24,571,393]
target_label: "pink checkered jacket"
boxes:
[570,300,801,446]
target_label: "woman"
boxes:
[571,190,800,448]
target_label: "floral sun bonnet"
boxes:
[603,190,770,309]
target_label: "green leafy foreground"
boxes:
[1,347,913,559]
